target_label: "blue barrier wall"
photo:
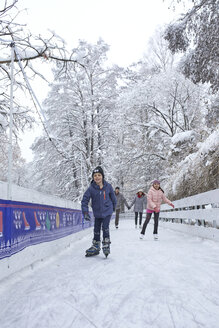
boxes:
[0,199,93,260]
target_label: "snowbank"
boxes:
[165,129,219,198]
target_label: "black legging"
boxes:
[141,212,159,235]
[135,212,143,226]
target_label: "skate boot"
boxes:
[102,238,111,258]
[85,240,100,257]
[154,234,158,240]
[139,233,144,240]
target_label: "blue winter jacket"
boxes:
[81,180,117,218]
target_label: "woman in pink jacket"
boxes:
[140,180,174,240]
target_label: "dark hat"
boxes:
[92,166,104,179]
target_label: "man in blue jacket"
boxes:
[81,166,117,257]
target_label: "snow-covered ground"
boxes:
[1,219,219,328]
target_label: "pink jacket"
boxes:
[147,186,172,212]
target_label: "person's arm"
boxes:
[81,187,92,215]
[129,196,135,209]
[122,194,130,209]
[162,193,174,208]
[109,185,117,211]
[143,195,147,209]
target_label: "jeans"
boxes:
[94,215,111,241]
[141,212,159,235]
[135,212,143,226]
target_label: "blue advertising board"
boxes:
[0,199,93,260]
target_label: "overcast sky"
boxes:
[19,0,183,66]
[18,0,185,161]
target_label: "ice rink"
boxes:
[1,219,219,328]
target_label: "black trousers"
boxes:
[141,212,159,235]
[135,212,143,225]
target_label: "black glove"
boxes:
[84,213,91,221]
[128,206,131,210]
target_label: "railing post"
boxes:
[7,42,15,201]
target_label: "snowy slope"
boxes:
[0,219,219,328]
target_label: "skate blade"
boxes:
[103,251,110,257]
[85,252,99,257]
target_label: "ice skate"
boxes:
[135,225,137,229]
[139,233,144,240]
[102,238,111,258]
[139,225,142,229]
[154,234,158,240]
[85,240,100,257]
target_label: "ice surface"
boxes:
[0,219,219,328]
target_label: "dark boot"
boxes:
[85,240,100,257]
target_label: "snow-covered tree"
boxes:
[0,0,104,184]
[110,64,208,196]
[164,0,219,92]
[142,26,177,73]
[30,39,118,200]
[205,95,219,131]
